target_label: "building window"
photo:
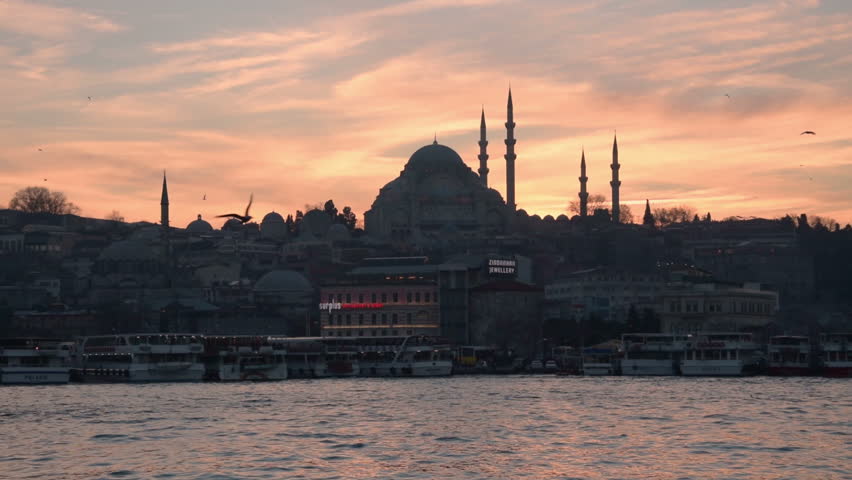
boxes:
[381,329,387,336]
[358,293,364,303]
[393,292,398,303]
[381,314,387,324]
[371,314,377,325]
[381,293,387,302]
[392,313,398,324]
[346,293,351,303]
[406,330,413,335]
[359,330,364,336]
[407,313,412,323]
[425,292,431,303]
[358,314,364,325]
[415,292,421,302]
[392,330,398,336]
[346,314,351,325]
[372,330,377,336]
[328,294,334,302]
[371,293,377,302]
[336,294,342,302]
[407,292,412,303]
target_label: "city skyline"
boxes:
[2,0,851,226]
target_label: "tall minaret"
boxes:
[478,107,489,187]
[643,199,655,226]
[578,149,588,217]
[504,88,517,210]
[610,133,621,223]
[160,171,170,230]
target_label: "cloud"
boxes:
[0,0,122,38]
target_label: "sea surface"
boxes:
[1,376,850,480]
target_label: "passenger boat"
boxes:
[72,334,205,382]
[681,332,761,376]
[581,342,620,376]
[202,336,287,381]
[358,336,453,377]
[819,333,852,377]
[621,333,689,376]
[269,337,329,378]
[0,338,71,384]
[767,335,813,376]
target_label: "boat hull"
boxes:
[582,363,615,376]
[822,364,852,378]
[0,367,70,384]
[72,364,205,382]
[621,360,675,376]
[768,365,812,376]
[681,361,746,376]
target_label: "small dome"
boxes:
[301,209,332,237]
[262,212,285,224]
[187,214,213,234]
[254,270,312,292]
[326,224,351,242]
[405,143,466,171]
[222,218,244,231]
[99,240,158,261]
[261,212,288,240]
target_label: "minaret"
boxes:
[160,171,169,230]
[578,149,588,217]
[643,199,655,226]
[610,133,621,223]
[504,89,516,210]
[478,108,489,187]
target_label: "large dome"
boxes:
[405,143,466,171]
[254,270,312,292]
[262,212,285,224]
[187,214,213,234]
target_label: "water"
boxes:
[1,377,850,480]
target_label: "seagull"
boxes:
[38,148,42,151]
[203,194,206,200]
[800,131,815,135]
[724,93,730,98]
[216,193,253,223]
[87,96,92,101]
[43,178,47,181]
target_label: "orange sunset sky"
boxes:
[1,0,850,227]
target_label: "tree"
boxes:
[337,206,357,231]
[619,204,634,224]
[323,199,338,220]
[652,205,697,226]
[106,210,124,222]
[9,186,80,215]
[567,193,608,216]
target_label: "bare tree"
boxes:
[567,193,608,216]
[619,204,634,224]
[652,205,697,226]
[8,186,80,215]
[106,210,125,222]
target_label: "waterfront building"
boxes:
[658,281,778,334]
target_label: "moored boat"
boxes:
[767,335,813,376]
[819,333,852,378]
[202,336,287,381]
[72,333,205,382]
[621,333,689,376]
[0,338,71,384]
[681,332,760,376]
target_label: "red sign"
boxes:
[341,303,384,310]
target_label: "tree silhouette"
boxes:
[9,186,80,215]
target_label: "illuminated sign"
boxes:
[319,302,385,312]
[487,258,517,276]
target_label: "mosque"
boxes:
[363,89,625,241]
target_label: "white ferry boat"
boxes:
[767,335,813,376]
[681,333,760,376]
[819,333,852,378]
[202,336,287,381]
[269,337,329,378]
[358,336,453,377]
[621,333,689,376]
[581,343,620,376]
[72,333,205,382]
[0,338,71,384]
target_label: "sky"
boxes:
[1,0,851,227]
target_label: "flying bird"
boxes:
[43,178,47,181]
[216,193,253,223]
[203,194,206,200]
[800,131,815,135]
[724,93,730,98]
[38,148,42,151]
[87,96,91,101]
